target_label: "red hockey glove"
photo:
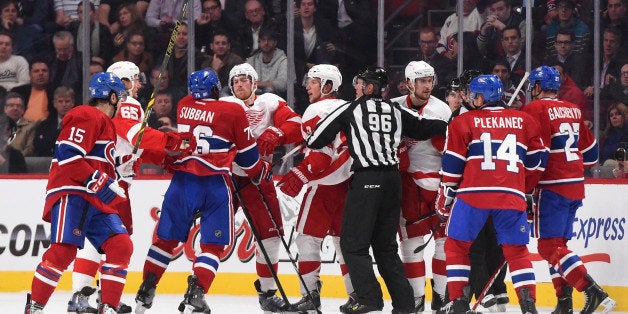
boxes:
[251,160,273,185]
[435,184,457,220]
[166,132,197,154]
[85,170,126,204]
[257,126,285,156]
[115,154,139,179]
[398,142,410,171]
[277,163,311,198]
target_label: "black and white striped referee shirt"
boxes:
[306,95,448,171]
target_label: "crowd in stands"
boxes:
[0,0,627,175]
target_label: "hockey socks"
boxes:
[31,243,77,305]
[99,234,132,308]
[255,237,280,291]
[193,243,224,293]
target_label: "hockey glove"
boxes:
[251,160,273,185]
[398,142,410,172]
[115,154,139,179]
[165,132,197,154]
[525,193,536,224]
[277,163,311,198]
[435,184,457,220]
[257,126,285,156]
[85,170,126,204]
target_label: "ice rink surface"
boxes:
[2,292,625,313]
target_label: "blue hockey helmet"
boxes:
[89,72,127,101]
[528,65,561,91]
[468,74,504,103]
[189,69,221,100]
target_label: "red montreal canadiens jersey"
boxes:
[169,95,260,176]
[522,98,598,199]
[44,105,119,221]
[441,107,548,210]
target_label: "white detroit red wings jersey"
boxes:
[441,107,548,210]
[301,98,352,186]
[169,95,260,176]
[391,95,451,190]
[522,98,598,200]
[44,105,119,221]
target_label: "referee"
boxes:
[306,67,448,313]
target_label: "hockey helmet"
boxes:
[405,61,435,83]
[356,66,388,88]
[459,69,482,88]
[107,61,145,94]
[189,69,221,100]
[468,74,504,103]
[307,64,342,95]
[528,65,561,91]
[229,63,259,86]
[89,72,127,101]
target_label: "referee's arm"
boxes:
[306,102,350,149]
[398,104,448,140]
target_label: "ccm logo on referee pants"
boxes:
[364,185,380,189]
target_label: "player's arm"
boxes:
[577,120,599,167]
[232,108,270,184]
[272,103,303,145]
[306,102,350,149]
[522,116,550,191]
[54,113,104,183]
[399,104,448,141]
[277,148,334,197]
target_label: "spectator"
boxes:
[491,60,525,109]
[0,113,26,173]
[0,31,29,91]
[545,29,590,90]
[223,0,275,29]
[88,60,105,77]
[111,2,157,57]
[98,0,150,35]
[137,66,185,107]
[599,102,628,165]
[18,0,55,32]
[552,63,592,127]
[246,27,289,96]
[46,30,82,103]
[436,0,483,55]
[0,0,44,60]
[156,115,177,132]
[194,0,240,51]
[5,91,35,156]
[54,0,81,29]
[545,0,591,60]
[237,0,280,58]
[602,0,628,49]
[415,27,450,99]
[164,22,204,100]
[438,32,482,97]
[147,90,177,131]
[145,0,201,53]
[201,30,244,90]
[586,28,626,98]
[11,59,54,122]
[30,86,75,157]
[477,0,526,61]
[501,26,538,84]
[112,31,154,75]
[70,1,115,66]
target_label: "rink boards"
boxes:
[0,176,626,309]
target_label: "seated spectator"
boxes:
[477,0,526,61]
[54,0,81,29]
[147,90,177,131]
[88,60,105,77]
[5,92,35,156]
[70,1,115,66]
[436,0,483,55]
[0,0,44,60]
[586,28,626,99]
[137,66,186,108]
[491,60,525,109]
[0,31,29,91]
[599,102,628,165]
[46,30,83,104]
[98,0,150,35]
[195,0,240,51]
[11,59,53,122]
[545,0,590,60]
[247,28,289,96]
[0,113,26,173]
[156,115,177,132]
[501,26,539,83]
[236,0,281,58]
[384,71,409,100]
[544,28,590,90]
[201,30,244,90]
[145,0,201,53]
[165,22,204,100]
[602,0,628,50]
[414,26,450,99]
[601,62,628,128]
[111,2,157,57]
[552,63,592,128]
[31,86,75,157]
[112,31,154,75]
[438,32,483,97]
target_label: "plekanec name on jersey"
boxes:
[473,116,524,129]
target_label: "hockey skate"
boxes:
[414,295,425,313]
[435,286,481,314]
[431,279,448,313]
[67,286,98,313]
[25,293,44,314]
[178,275,211,314]
[95,286,132,314]
[341,301,383,314]
[134,272,158,313]
[551,286,573,314]
[253,279,291,313]
[98,304,117,314]
[517,288,537,314]
[339,293,357,313]
[289,290,321,314]
[494,293,509,312]
[580,275,616,314]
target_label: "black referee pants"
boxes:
[340,167,414,311]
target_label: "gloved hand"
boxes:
[115,154,139,179]
[525,193,536,223]
[85,170,126,204]
[257,126,284,156]
[398,142,410,171]
[251,160,273,185]
[166,132,197,154]
[277,163,311,198]
[435,184,457,220]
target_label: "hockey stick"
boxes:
[506,71,530,108]
[410,212,437,253]
[132,0,190,154]
[471,259,507,310]
[231,179,292,307]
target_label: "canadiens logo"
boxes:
[105,142,116,167]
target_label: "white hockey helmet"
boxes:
[229,63,258,99]
[405,61,435,83]
[307,64,342,96]
[107,61,143,95]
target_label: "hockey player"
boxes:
[391,61,451,312]
[134,69,272,313]
[523,66,617,314]
[25,73,131,314]
[66,61,195,314]
[277,64,354,313]
[436,74,548,314]
[220,63,302,312]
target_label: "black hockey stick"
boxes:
[231,178,292,308]
[410,212,438,253]
[132,0,190,154]
[471,259,507,310]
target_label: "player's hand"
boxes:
[85,170,126,203]
[115,154,139,179]
[525,193,536,223]
[398,142,410,171]
[251,160,273,185]
[435,184,457,220]
[277,164,310,197]
[257,126,285,156]
[166,132,197,154]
